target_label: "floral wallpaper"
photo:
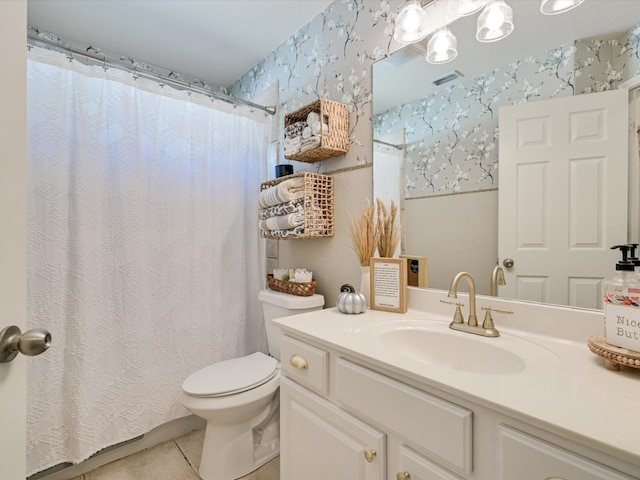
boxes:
[374,24,640,198]
[229,0,407,171]
[230,3,640,197]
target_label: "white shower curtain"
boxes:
[26,47,268,475]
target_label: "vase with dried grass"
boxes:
[350,198,401,305]
[349,199,378,305]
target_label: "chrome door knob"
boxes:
[0,325,52,362]
[503,258,514,268]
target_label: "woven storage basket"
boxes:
[284,99,349,163]
[260,172,334,239]
[267,274,317,296]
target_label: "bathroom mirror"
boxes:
[373,0,640,308]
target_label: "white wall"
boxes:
[404,190,498,295]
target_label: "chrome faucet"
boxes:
[446,271,504,337]
[490,266,506,296]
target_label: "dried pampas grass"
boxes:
[350,198,401,266]
[376,198,400,258]
[349,199,379,267]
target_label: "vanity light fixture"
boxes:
[447,0,485,17]
[426,27,458,64]
[476,0,514,43]
[394,0,583,62]
[394,0,430,45]
[540,0,585,15]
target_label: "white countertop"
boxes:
[273,287,640,466]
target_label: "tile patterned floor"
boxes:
[70,428,280,480]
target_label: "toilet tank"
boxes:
[258,289,324,360]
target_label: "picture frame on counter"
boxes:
[370,257,408,314]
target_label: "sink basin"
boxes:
[369,320,560,375]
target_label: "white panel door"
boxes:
[498,89,628,308]
[0,1,28,478]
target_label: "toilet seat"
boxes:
[182,352,278,398]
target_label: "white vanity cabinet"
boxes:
[279,334,472,480]
[278,332,640,480]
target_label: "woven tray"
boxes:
[284,99,349,163]
[267,274,317,296]
[587,334,640,371]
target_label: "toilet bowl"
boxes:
[181,289,324,480]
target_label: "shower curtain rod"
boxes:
[373,139,403,150]
[27,34,276,116]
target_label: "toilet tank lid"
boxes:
[259,289,324,309]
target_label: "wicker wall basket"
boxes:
[260,172,334,240]
[284,99,349,163]
[267,274,317,296]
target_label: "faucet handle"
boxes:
[440,299,465,324]
[481,306,513,331]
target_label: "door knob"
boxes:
[503,258,514,268]
[0,325,52,363]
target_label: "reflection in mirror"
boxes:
[373,0,640,309]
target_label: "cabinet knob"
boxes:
[363,449,376,463]
[396,472,411,480]
[289,354,308,369]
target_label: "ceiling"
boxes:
[27,0,333,90]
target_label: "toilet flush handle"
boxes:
[289,354,308,369]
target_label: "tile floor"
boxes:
[69,428,280,480]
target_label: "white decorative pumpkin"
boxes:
[336,284,367,314]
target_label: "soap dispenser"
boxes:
[628,243,640,278]
[604,244,640,351]
[604,245,636,304]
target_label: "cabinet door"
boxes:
[280,377,386,480]
[499,426,637,480]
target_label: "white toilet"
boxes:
[181,288,324,480]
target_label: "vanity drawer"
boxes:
[396,444,462,480]
[280,335,329,395]
[335,358,472,476]
[498,425,637,480]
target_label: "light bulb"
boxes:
[426,28,457,64]
[540,0,584,15]
[476,1,514,43]
[394,0,429,44]
[485,6,505,30]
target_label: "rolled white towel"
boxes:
[259,212,305,231]
[311,121,329,136]
[284,135,302,146]
[307,111,321,125]
[284,145,301,156]
[259,177,306,208]
[302,126,312,140]
[300,136,321,152]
